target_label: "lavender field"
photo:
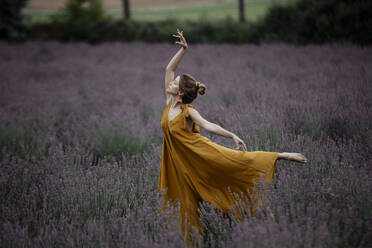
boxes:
[0,42,371,247]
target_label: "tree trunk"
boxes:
[238,0,245,23]
[123,0,130,19]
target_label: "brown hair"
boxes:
[179,73,206,104]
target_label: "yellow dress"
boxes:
[158,100,278,244]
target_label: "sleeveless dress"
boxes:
[158,100,278,244]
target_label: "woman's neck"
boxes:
[170,95,183,108]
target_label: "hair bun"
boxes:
[196,82,206,95]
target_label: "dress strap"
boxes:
[180,104,194,129]
[180,104,194,117]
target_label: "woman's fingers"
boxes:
[240,143,246,151]
[174,34,184,41]
[236,139,247,151]
[175,41,186,48]
[173,33,186,43]
[177,29,184,36]
[173,29,186,42]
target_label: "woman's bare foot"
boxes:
[278,153,307,163]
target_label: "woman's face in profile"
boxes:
[167,75,181,94]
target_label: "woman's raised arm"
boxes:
[165,29,188,91]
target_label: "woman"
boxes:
[158,29,307,244]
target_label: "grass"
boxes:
[0,125,46,161]
[93,127,152,164]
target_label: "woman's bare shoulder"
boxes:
[187,107,209,128]
[187,107,200,117]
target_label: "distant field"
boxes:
[23,0,289,23]
[25,0,233,11]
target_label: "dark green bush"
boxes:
[0,0,29,41]
[29,17,260,44]
[48,0,108,42]
[252,0,372,45]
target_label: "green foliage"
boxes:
[252,0,372,45]
[0,125,47,161]
[29,16,260,44]
[93,127,151,163]
[0,0,30,40]
[48,0,107,41]
[140,106,153,125]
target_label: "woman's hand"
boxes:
[172,29,188,50]
[232,134,247,151]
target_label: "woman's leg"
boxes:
[278,153,307,163]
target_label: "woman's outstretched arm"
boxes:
[188,108,247,151]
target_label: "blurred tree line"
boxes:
[256,0,372,44]
[1,0,371,45]
[0,0,29,40]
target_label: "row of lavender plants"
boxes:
[0,42,371,247]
